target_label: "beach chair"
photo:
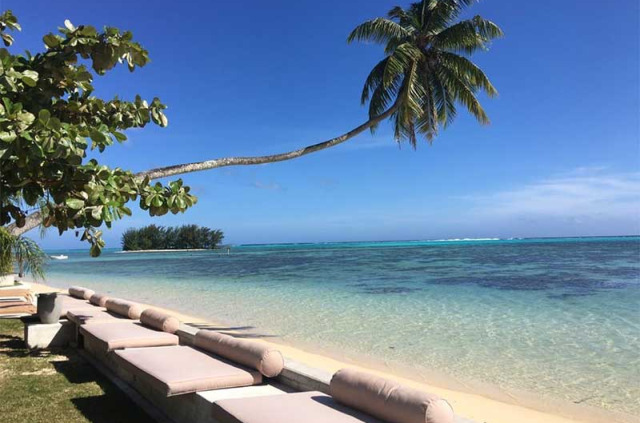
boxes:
[211,368,454,423]
[112,329,285,396]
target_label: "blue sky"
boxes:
[6,0,639,248]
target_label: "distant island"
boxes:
[121,224,224,251]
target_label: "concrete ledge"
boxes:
[22,316,75,349]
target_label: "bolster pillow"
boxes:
[330,369,454,423]
[140,309,180,334]
[194,330,284,378]
[105,298,144,320]
[68,286,95,300]
[89,293,110,307]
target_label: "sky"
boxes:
[4,0,639,248]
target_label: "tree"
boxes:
[1,1,502,254]
[12,235,47,279]
[121,224,224,251]
[0,227,47,279]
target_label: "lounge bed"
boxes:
[80,308,179,355]
[211,368,454,423]
[59,286,97,317]
[66,297,139,326]
[113,329,284,396]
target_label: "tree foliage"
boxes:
[0,227,13,275]
[0,11,196,256]
[121,224,224,251]
[348,0,503,146]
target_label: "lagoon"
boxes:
[43,236,640,418]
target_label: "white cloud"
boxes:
[465,168,640,223]
[252,181,283,191]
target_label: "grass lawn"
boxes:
[0,318,154,423]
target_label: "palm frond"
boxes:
[347,18,410,45]
[439,52,497,96]
[438,67,490,124]
[361,58,389,105]
[430,68,457,129]
[428,0,478,32]
[433,15,503,53]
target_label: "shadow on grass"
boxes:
[0,319,154,423]
[71,394,153,423]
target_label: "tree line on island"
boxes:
[121,224,224,251]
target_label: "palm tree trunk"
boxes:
[7,105,398,237]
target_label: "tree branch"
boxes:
[7,104,398,237]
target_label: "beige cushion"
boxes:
[89,293,110,307]
[67,308,123,325]
[68,286,95,300]
[212,391,383,423]
[140,309,180,334]
[330,369,454,423]
[114,345,262,396]
[59,295,94,317]
[105,298,144,319]
[80,321,178,352]
[194,330,284,378]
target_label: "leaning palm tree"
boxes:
[8,0,503,238]
[133,0,502,181]
[348,0,503,147]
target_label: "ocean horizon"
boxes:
[42,235,640,418]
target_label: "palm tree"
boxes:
[8,0,502,237]
[0,227,47,279]
[132,0,502,179]
[12,236,48,279]
[348,0,503,147]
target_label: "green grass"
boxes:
[0,318,154,423]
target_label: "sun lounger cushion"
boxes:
[105,298,144,319]
[330,369,454,423]
[89,293,110,307]
[114,345,262,396]
[66,308,123,325]
[194,330,284,378]
[80,321,179,352]
[59,294,94,317]
[69,286,95,300]
[211,391,384,423]
[139,309,180,334]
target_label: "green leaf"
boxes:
[0,131,16,142]
[43,34,60,48]
[22,77,37,87]
[21,70,38,86]
[65,198,84,210]
[38,109,50,126]
[112,131,127,142]
[90,128,107,144]
[91,206,103,220]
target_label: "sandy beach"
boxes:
[25,280,635,423]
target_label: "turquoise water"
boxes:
[43,237,640,416]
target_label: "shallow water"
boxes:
[44,237,640,416]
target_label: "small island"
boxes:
[121,224,224,251]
